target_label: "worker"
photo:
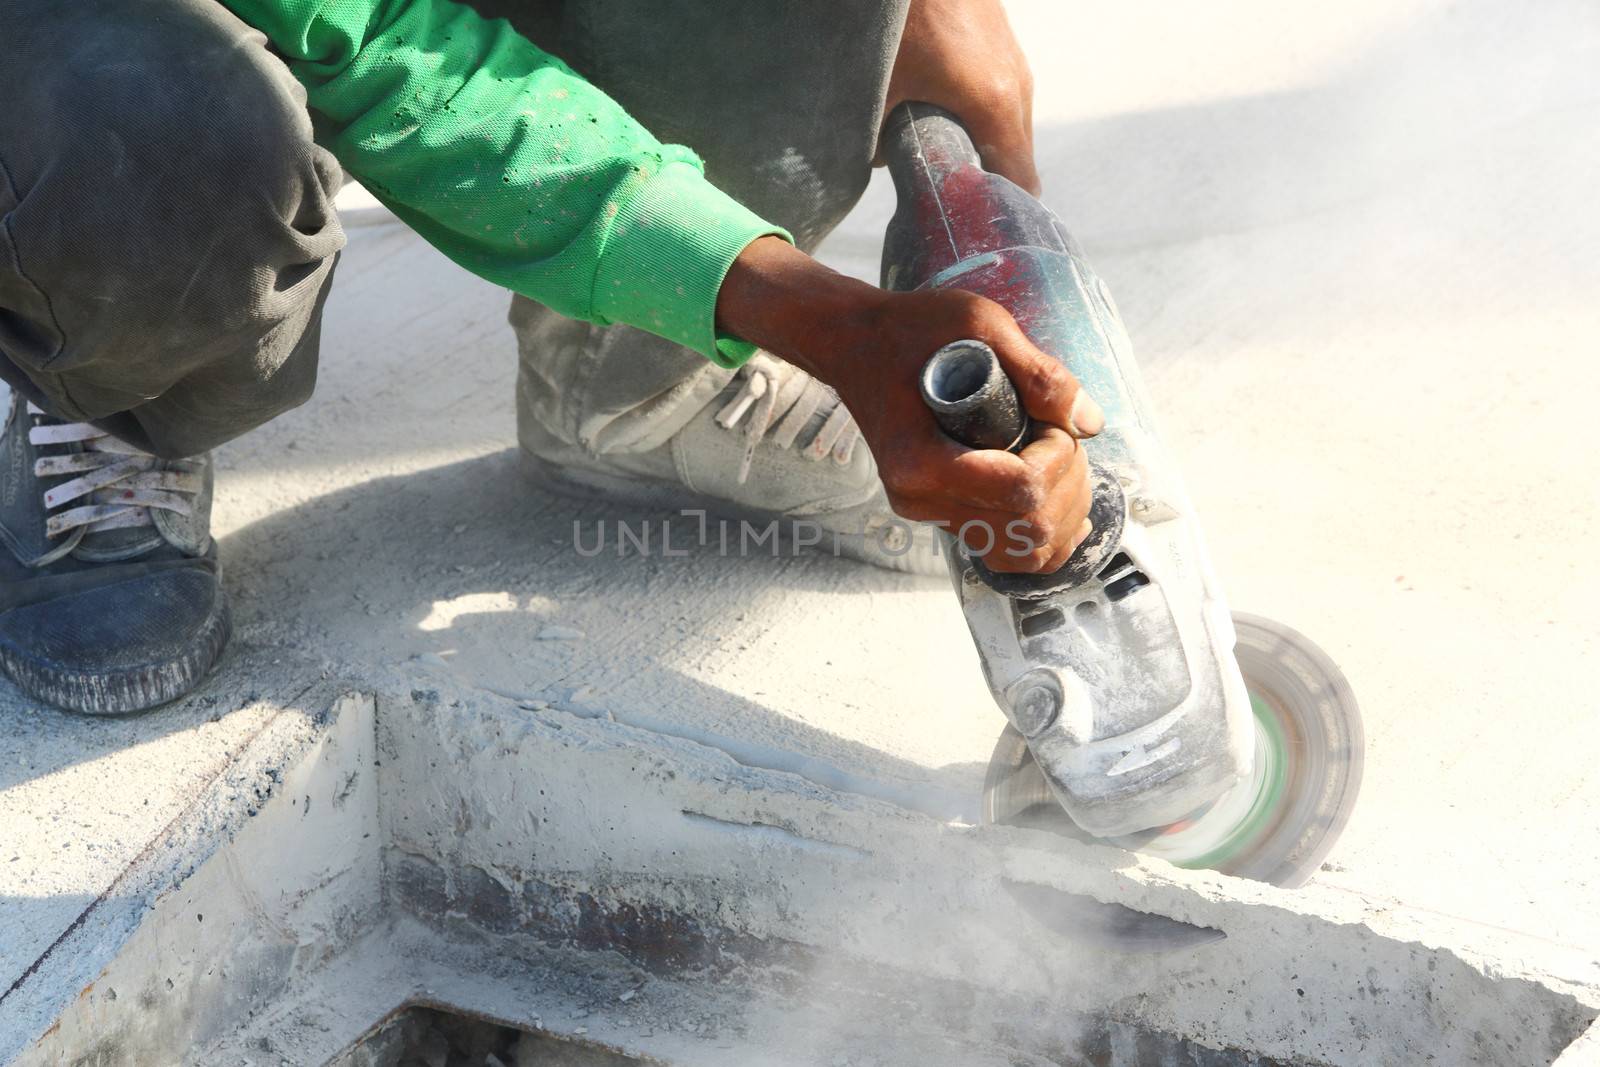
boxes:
[0,0,1100,715]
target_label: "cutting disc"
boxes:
[982,613,1363,888]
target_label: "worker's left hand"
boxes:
[879,0,1039,194]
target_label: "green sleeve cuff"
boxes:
[591,161,792,369]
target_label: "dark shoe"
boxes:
[0,387,229,714]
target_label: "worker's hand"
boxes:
[716,237,1101,573]
[880,0,1039,194]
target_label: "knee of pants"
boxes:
[0,0,346,423]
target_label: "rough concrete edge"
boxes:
[4,681,379,1066]
[1557,1016,1600,1067]
[1079,841,1600,1006]
[198,919,416,1067]
[210,915,1295,1067]
[376,685,1599,1067]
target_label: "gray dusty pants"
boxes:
[0,0,908,461]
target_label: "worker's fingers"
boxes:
[886,426,1083,514]
[916,502,1093,575]
[1038,516,1093,574]
[890,428,1092,574]
[982,314,1103,439]
[1015,425,1082,483]
[981,483,1093,573]
[887,444,1034,514]
[967,101,1041,197]
[1013,428,1092,536]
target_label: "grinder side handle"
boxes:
[919,339,1031,453]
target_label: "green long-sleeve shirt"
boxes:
[223,0,791,367]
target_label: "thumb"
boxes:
[990,322,1104,439]
[974,132,1042,198]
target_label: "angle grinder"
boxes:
[882,103,1363,888]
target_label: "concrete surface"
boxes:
[2,0,1597,1061]
[6,688,381,1065]
[0,673,373,1064]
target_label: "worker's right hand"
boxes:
[716,236,1102,574]
[879,0,1041,194]
[829,285,1103,574]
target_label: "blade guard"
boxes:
[883,103,1254,837]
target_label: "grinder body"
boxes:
[882,104,1254,839]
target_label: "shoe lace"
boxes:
[712,353,862,484]
[27,403,204,566]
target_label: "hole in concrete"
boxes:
[334,1006,655,1067]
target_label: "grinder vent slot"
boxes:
[1098,552,1133,579]
[1019,606,1066,637]
[1097,552,1151,602]
[1105,570,1151,601]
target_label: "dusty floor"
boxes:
[3,0,1598,1009]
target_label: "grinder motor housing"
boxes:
[881,103,1254,839]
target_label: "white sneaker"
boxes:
[519,352,942,575]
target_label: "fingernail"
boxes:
[1070,392,1105,437]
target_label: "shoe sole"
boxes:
[520,448,948,578]
[0,594,232,716]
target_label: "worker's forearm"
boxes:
[715,237,889,383]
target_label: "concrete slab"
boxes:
[359,683,1596,1066]
[17,685,1598,1066]
[6,687,380,1065]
